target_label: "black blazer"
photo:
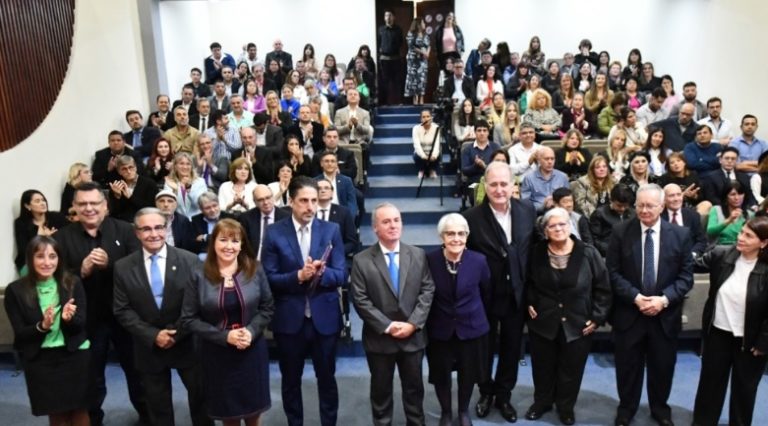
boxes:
[13,212,69,270]
[607,218,694,338]
[697,246,768,352]
[323,203,358,256]
[526,239,612,342]
[91,146,145,186]
[700,169,755,208]
[442,75,477,105]
[560,108,597,138]
[286,122,325,154]
[239,207,291,256]
[4,277,88,361]
[113,245,202,373]
[188,114,214,133]
[107,176,158,223]
[231,146,275,184]
[554,147,593,180]
[311,147,358,180]
[650,116,697,152]
[190,212,235,254]
[170,212,195,252]
[123,126,162,158]
[463,198,538,315]
[660,207,708,255]
[171,100,198,119]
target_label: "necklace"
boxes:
[445,259,460,275]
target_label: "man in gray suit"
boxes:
[351,203,435,426]
[333,89,373,145]
[113,208,212,426]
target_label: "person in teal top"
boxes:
[707,181,754,245]
[4,236,90,424]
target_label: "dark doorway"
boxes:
[374,0,456,104]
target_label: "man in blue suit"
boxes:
[607,184,694,426]
[261,176,347,426]
[315,151,358,220]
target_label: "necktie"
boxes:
[642,229,656,294]
[671,210,678,225]
[320,209,328,221]
[149,254,163,308]
[387,252,399,296]
[132,131,141,149]
[299,226,310,261]
[201,117,206,132]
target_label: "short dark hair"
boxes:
[247,42,256,49]
[108,130,124,139]
[323,126,339,136]
[288,176,319,199]
[190,67,202,74]
[578,39,592,50]
[706,97,722,107]
[125,110,142,121]
[73,181,105,201]
[210,110,226,124]
[742,114,758,125]
[696,124,713,135]
[182,84,194,92]
[610,184,633,205]
[683,81,697,89]
[721,146,740,157]
[552,187,573,203]
[651,88,667,99]
[253,113,268,126]
[475,119,490,130]
[209,42,222,50]
[156,94,169,102]
[318,151,338,162]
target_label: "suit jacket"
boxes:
[190,212,235,254]
[107,176,158,223]
[322,203,358,256]
[526,239,612,342]
[560,108,598,137]
[207,95,231,114]
[651,116,697,152]
[261,217,347,335]
[314,173,358,219]
[92,146,145,186]
[606,218,694,338]
[334,106,373,144]
[231,146,275,184]
[442,75,477,105]
[286,122,325,155]
[171,100,198,118]
[188,114,214,133]
[4,277,88,361]
[311,147,358,180]
[463,199,538,315]
[661,207,707,255]
[113,246,201,373]
[265,50,293,73]
[256,124,285,158]
[203,54,236,85]
[123,126,162,158]
[350,243,435,354]
[700,169,755,207]
[239,207,291,257]
[149,110,176,131]
[170,212,195,252]
[425,249,490,341]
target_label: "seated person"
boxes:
[146,138,175,187]
[316,177,359,257]
[570,155,615,218]
[619,150,658,204]
[584,72,614,114]
[334,74,370,111]
[589,184,636,256]
[149,94,175,130]
[226,94,254,130]
[194,134,229,192]
[316,68,339,103]
[61,163,92,217]
[190,191,234,259]
[252,112,285,156]
[608,107,647,148]
[333,88,373,146]
[635,88,669,128]
[412,108,441,179]
[560,92,597,138]
[484,92,507,130]
[520,146,570,212]
[658,152,705,213]
[505,61,531,102]
[189,97,213,133]
[204,42,236,84]
[750,151,768,205]
[163,106,200,154]
[154,189,195,251]
[554,129,593,181]
[650,103,698,152]
[233,127,274,184]
[312,126,357,180]
[163,152,207,219]
[547,187,593,244]
[643,127,673,177]
[493,101,521,146]
[707,181,754,245]
[124,109,162,159]
[700,146,754,208]
[314,151,359,219]
[13,190,68,272]
[218,157,257,215]
[661,183,707,257]
[476,65,504,111]
[202,110,243,161]
[207,80,231,114]
[731,114,768,174]
[596,129,637,181]
[172,85,199,118]
[623,76,645,110]
[107,155,157,223]
[187,67,212,99]
[92,130,144,186]
[597,93,626,138]
[683,125,722,175]
[454,99,478,146]
[279,84,301,120]
[286,105,324,157]
[522,88,561,140]
[242,79,267,115]
[460,120,501,185]
[507,123,541,179]
[279,134,312,178]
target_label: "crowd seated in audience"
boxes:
[619,150,658,203]
[570,155,614,218]
[163,152,207,219]
[520,146,569,212]
[707,181,754,245]
[218,157,257,215]
[657,152,706,213]
[642,127,672,177]
[560,92,597,138]
[554,129,593,180]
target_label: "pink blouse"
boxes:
[442,27,457,53]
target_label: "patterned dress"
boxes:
[404,31,429,97]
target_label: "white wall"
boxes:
[159,0,377,97]
[0,0,149,286]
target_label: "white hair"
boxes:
[436,213,469,236]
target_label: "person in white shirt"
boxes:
[507,123,540,179]
[412,109,441,178]
[698,97,734,144]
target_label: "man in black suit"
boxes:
[186,67,211,100]
[233,127,275,184]
[172,85,199,118]
[154,190,195,252]
[700,146,755,208]
[311,127,358,180]
[316,177,358,256]
[350,203,435,426]
[190,191,233,256]
[92,130,145,186]
[239,184,290,260]
[287,105,325,156]
[107,155,158,223]
[208,80,231,114]
[253,112,285,157]
[113,208,212,426]
[442,60,477,107]
[661,183,707,257]
[607,184,694,426]
[149,94,176,131]
[124,110,162,159]
[462,161,537,422]
[650,103,698,152]
[265,38,293,74]
[188,98,213,134]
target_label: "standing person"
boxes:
[434,12,464,70]
[692,216,768,426]
[260,177,347,426]
[413,108,442,179]
[239,184,291,260]
[4,236,90,426]
[351,203,436,426]
[181,219,274,426]
[426,213,491,426]
[525,208,612,425]
[113,208,212,426]
[462,161,537,422]
[404,17,430,105]
[53,182,147,426]
[377,10,404,105]
[607,184,694,426]
[14,190,69,273]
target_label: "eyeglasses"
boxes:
[73,200,104,208]
[546,222,568,230]
[137,225,166,234]
[635,204,660,211]
[443,231,468,238]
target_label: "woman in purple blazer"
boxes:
[426,213,491,426]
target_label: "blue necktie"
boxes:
[642,229,655,294]
[149,254,163,308]
[132,131,141,149]
[387,252,399,296]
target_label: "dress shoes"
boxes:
[524,404,552,420]
[475,394,493,418]
[458,410,473,426]
[438,412,452,426]
[651,415,675,426]
[614,416,631,426]
[495,400,518,423]
[558,411,575,425]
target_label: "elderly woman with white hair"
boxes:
[525,207,612,425]
[426,213,492,426]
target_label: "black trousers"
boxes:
[366,349,425,426]
[274,318,339,426]
[378,58,402,105]
[479,306,526,402]
[692,327,768,426]
[613,316,677,420]
[141,363,212,426]
[529,328,592,414]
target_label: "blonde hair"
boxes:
[502,101,521,143]
[530,88,552,110]
[67,162,89,185]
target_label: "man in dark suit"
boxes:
[253,112,285,157]
[188,98,213,134]
[186,67,212,100]
[607,183,694,426]
[287,105,325,156]
[92,130,145,186]
[700,146,755,207]
[240,184,291,260]
[154,190,195,252]
[442,60,477,106]
[650,103,698,152]
[462,161,537,422]
[149,94,176,131]
[661,183,707,257]
[350,202,435,426]
[203,41,236,85]
[208,80,231,115]
[113,208,212,426]
[233,127,275,184]
[107,155,157,223]
[316,177,358,257]
[315,151,359,219]
[265,38,293,74]
[311,127,358,180]
[190,191,233,256]
[261,177,347,426]
[124,110,162,159]
[171,85,199,118]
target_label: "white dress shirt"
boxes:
[713,255,756,336]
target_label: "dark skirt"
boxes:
[201,336,270,420]
[426,333,489,386]
[23,347,90,416]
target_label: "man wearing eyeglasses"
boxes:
[54,182,147,426]
[113,207,212,426]
[606,183,693,426]
[107,155,158,222]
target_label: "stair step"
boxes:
[369,154,451,175]
[376,105,430,115]
[375,114,419,125]
[361,197,461,225]
[375,123,412,138]
[366,175,457,197]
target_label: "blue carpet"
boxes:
[1,352,766,425]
